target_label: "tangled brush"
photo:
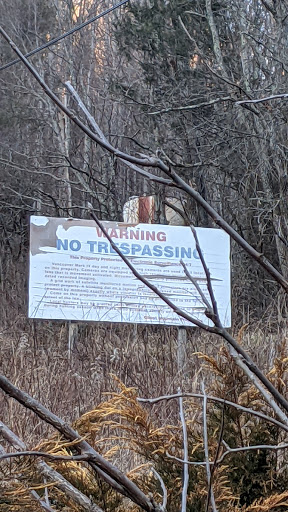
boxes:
[1,342,288,511]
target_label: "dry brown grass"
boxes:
[1,304,288,511]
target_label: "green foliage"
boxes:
[201,346,288,509]
[114,0,207,95]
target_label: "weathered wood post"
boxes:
[123,194,188,376]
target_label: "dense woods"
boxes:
[1,1,288,510]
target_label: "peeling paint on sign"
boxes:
[28,216,231,327]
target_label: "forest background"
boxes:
[1,0,288,511]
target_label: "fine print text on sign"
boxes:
[29,216,231,327]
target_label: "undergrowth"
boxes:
[1,322,288,511]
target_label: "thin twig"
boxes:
[151,468,167,510]
[163,199,190,224]
[165,451,208,466]
[0,444,56,512]
[89,210,213,331]
[165,442,288,466]
[178,389,189,512]
[217,441,288,464]
[180,259,213,313]
[148,96,233,115]
[65,82,172,187]
[0,450,94,462]
[237,93,288,105]
[190,227,220,324]
[206,404,225,512]
[138,393,288,432]
[201,383,217,512]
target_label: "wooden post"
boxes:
[68,321,78,358]
[123,195,188,377]
[177,326,187,375]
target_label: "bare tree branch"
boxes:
[165,442,288,466]
[151,468,167,511]
[0,446,57,512]
[0,421,103,512]
[148,96,233,115]
[168,170,288,295]
[180,259,212,312]
[178,389,189,512]
[89,208,288,418]
[165,451,209,466]
[138,394,288,433]
[0,377,163,512]
[65,81,172,187]
[2,26,288,298]
[201,382,217,512]
[237,94,288,105]
[217,440,288,464]
[190,229,288,424]
[190,226,220,324]
[207,404,225,512]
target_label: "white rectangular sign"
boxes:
[29,216,231,327]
